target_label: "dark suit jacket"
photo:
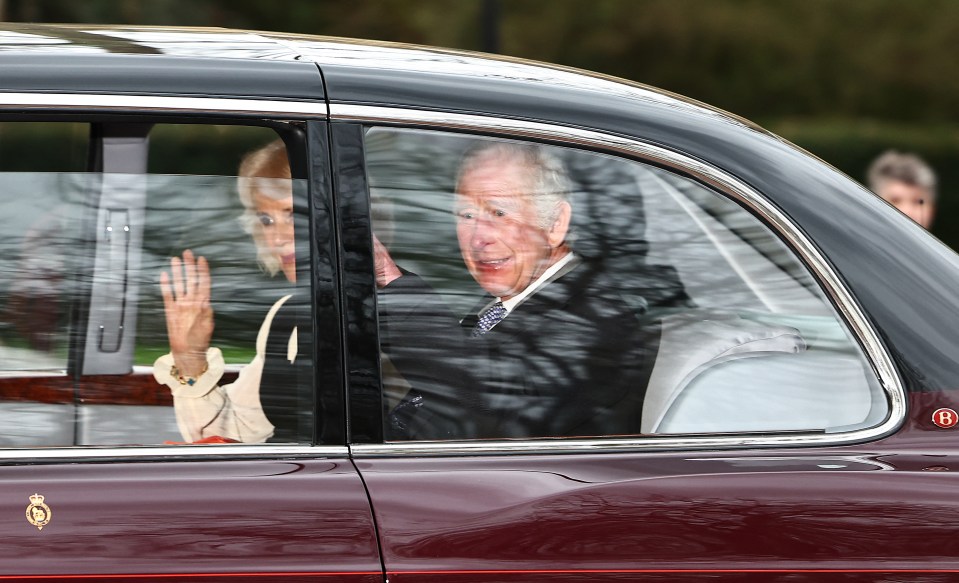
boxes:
[379,260,666,440]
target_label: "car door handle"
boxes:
[96,208,131,353]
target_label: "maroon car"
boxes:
[0,24,957,582]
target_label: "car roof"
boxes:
[0,24,771,165]
[0,24,751,128]
[0,24,324,100]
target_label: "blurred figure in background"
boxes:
[867,150,937,230]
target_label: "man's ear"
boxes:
[547,201,572,247]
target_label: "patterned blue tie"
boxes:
[472,301,506,337]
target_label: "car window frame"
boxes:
[0,93,348,461]
[332,105,905,456]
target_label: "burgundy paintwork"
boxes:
[356,391,959,582]
[0,459,381,582]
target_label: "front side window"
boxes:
[366,127,887,442]
[0,121,314,447]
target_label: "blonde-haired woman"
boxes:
[153,139,299,443]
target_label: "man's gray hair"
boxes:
[867,150,937,201]
[457,141,572,229]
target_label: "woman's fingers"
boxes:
[159,270,173,307]
[166,250,210,302]
[160,251,214,365]
[183,249,198,298]
[196,255,211,307]
[159,270,178,337]
[169,255,185,300]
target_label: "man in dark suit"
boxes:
[374,142,661,440]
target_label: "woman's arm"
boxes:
[153,295,295,443]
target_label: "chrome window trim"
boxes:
[0,92,328,116]
[0,445,349,464]
[332,103,906,457]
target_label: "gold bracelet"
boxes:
[170,362,208,386]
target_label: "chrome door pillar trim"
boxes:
[0,92,328,116]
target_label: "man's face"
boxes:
[455,159,566,300]
[878,180,935,229]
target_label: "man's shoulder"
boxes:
[522,258,689,318]
[516,261,630,315]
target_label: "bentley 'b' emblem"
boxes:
[26,493,51,531]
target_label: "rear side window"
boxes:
[0,122,87,375]
[364,127,888,441]
[0,120,315,447]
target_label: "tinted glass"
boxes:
[0,122,314,447]
[365,127,887,441]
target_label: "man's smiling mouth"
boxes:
[476,258,509,270]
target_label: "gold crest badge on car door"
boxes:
[26,494,51,531]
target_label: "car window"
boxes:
[0,121,315,447]
[365,127,887,441]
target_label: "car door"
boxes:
[0,106,381,581]
[333,115,959,582]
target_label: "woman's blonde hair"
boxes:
[237,139,292,276]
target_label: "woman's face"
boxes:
[254,190,296,283]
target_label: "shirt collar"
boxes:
[500,252,576,313]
